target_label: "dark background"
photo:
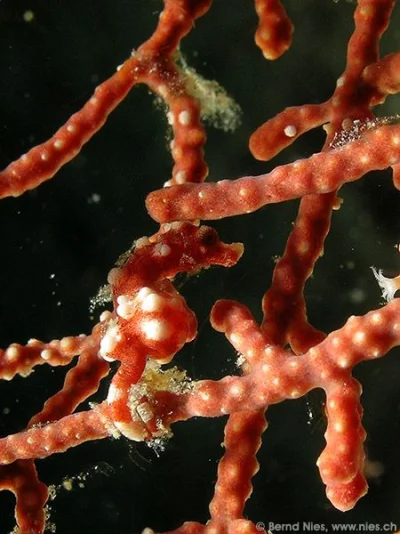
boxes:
[0,1,400,533]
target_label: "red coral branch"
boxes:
[1,1,400,533]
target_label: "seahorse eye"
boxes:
[198,227,218,247]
